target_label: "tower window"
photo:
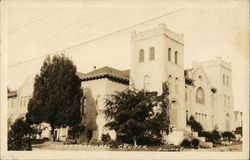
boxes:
[175,51,178,64]
[175,78,178,94]
[144,75,150,90]
[168,75,172,92]
[149,47,155,60]
[139,49,144,62]
[168,48,171,61]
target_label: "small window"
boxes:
[198,75,203,81]
[139,49,144,62]
[175,78,178,94]
[144,75,150,90]
[227,76,229,87]
[168,75,172,92]
[196,87,205,104]
[223,74,225,85]
[149,47,155,60]
[168,48,171,61]
[174,51,178,64]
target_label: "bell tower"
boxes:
[130,23,186,128]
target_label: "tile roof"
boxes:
[78,66,130,84]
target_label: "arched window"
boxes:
[139,49,144,62]
[168,75,172,92]
[149,47,155,60]
[144,75,150,90]
[175,51,178,64]
[196,87,205,104]
[175,78,178,94]
[168,48,171,61]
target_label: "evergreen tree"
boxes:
[104,82,170,146]
[26,54,83,140]
[8,118,35,150]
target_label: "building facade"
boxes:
[8,23,239,142]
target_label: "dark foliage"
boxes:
[222,131,236,141]
[180,139,191,148]
[199,131,212,141]
[101,133,111,143]
[211,129,221,143]
[235,127,242,136]
[187,116,203,133]
[8,118,35,150]
[104,82,170,146]
[191,138,200,148]
[26,54,83,140]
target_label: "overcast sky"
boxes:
[6,0,249,111]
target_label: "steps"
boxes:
[165,126,213,148]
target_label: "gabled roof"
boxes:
[79,66,130,85]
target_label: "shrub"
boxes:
[8,118,34,150]
[101,133,111,143]
[187,116,203,133]
[222,131,236,141]
[191,139,200,148]
[199,131,212,142]
[211,129,221,143]
[235,127,242,136]
[180,139,191,148]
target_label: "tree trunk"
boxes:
[51,125,55,142]
[133,136,137,146]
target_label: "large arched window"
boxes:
[139,49,144,62]
[175,51,178,64]
[144,75,150,90]
[149,47,155,60]
[168,48,171,61]
[196,87,205,104]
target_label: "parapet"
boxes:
[131,23,184,44]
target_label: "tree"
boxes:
[104,82,170,146]
[8,118,35,150]
[26,54,83,141]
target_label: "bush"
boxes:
[235,127,242,136]
[101,133,111,143]
[187,116,203,133]
[211,129,221,143]
[199,131,212,142]
[191,139,200,148]
[222,131,236,141]
[180,139,191,148]
[8,118,34,150]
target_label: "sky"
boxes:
[5,0,249,111]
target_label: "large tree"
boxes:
[104,82,170,146]
[26,54,83,140]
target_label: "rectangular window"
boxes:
[224,95,227,108]
[223,74,225,85]
[227,76,229,87]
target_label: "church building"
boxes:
[8,23,238,143]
